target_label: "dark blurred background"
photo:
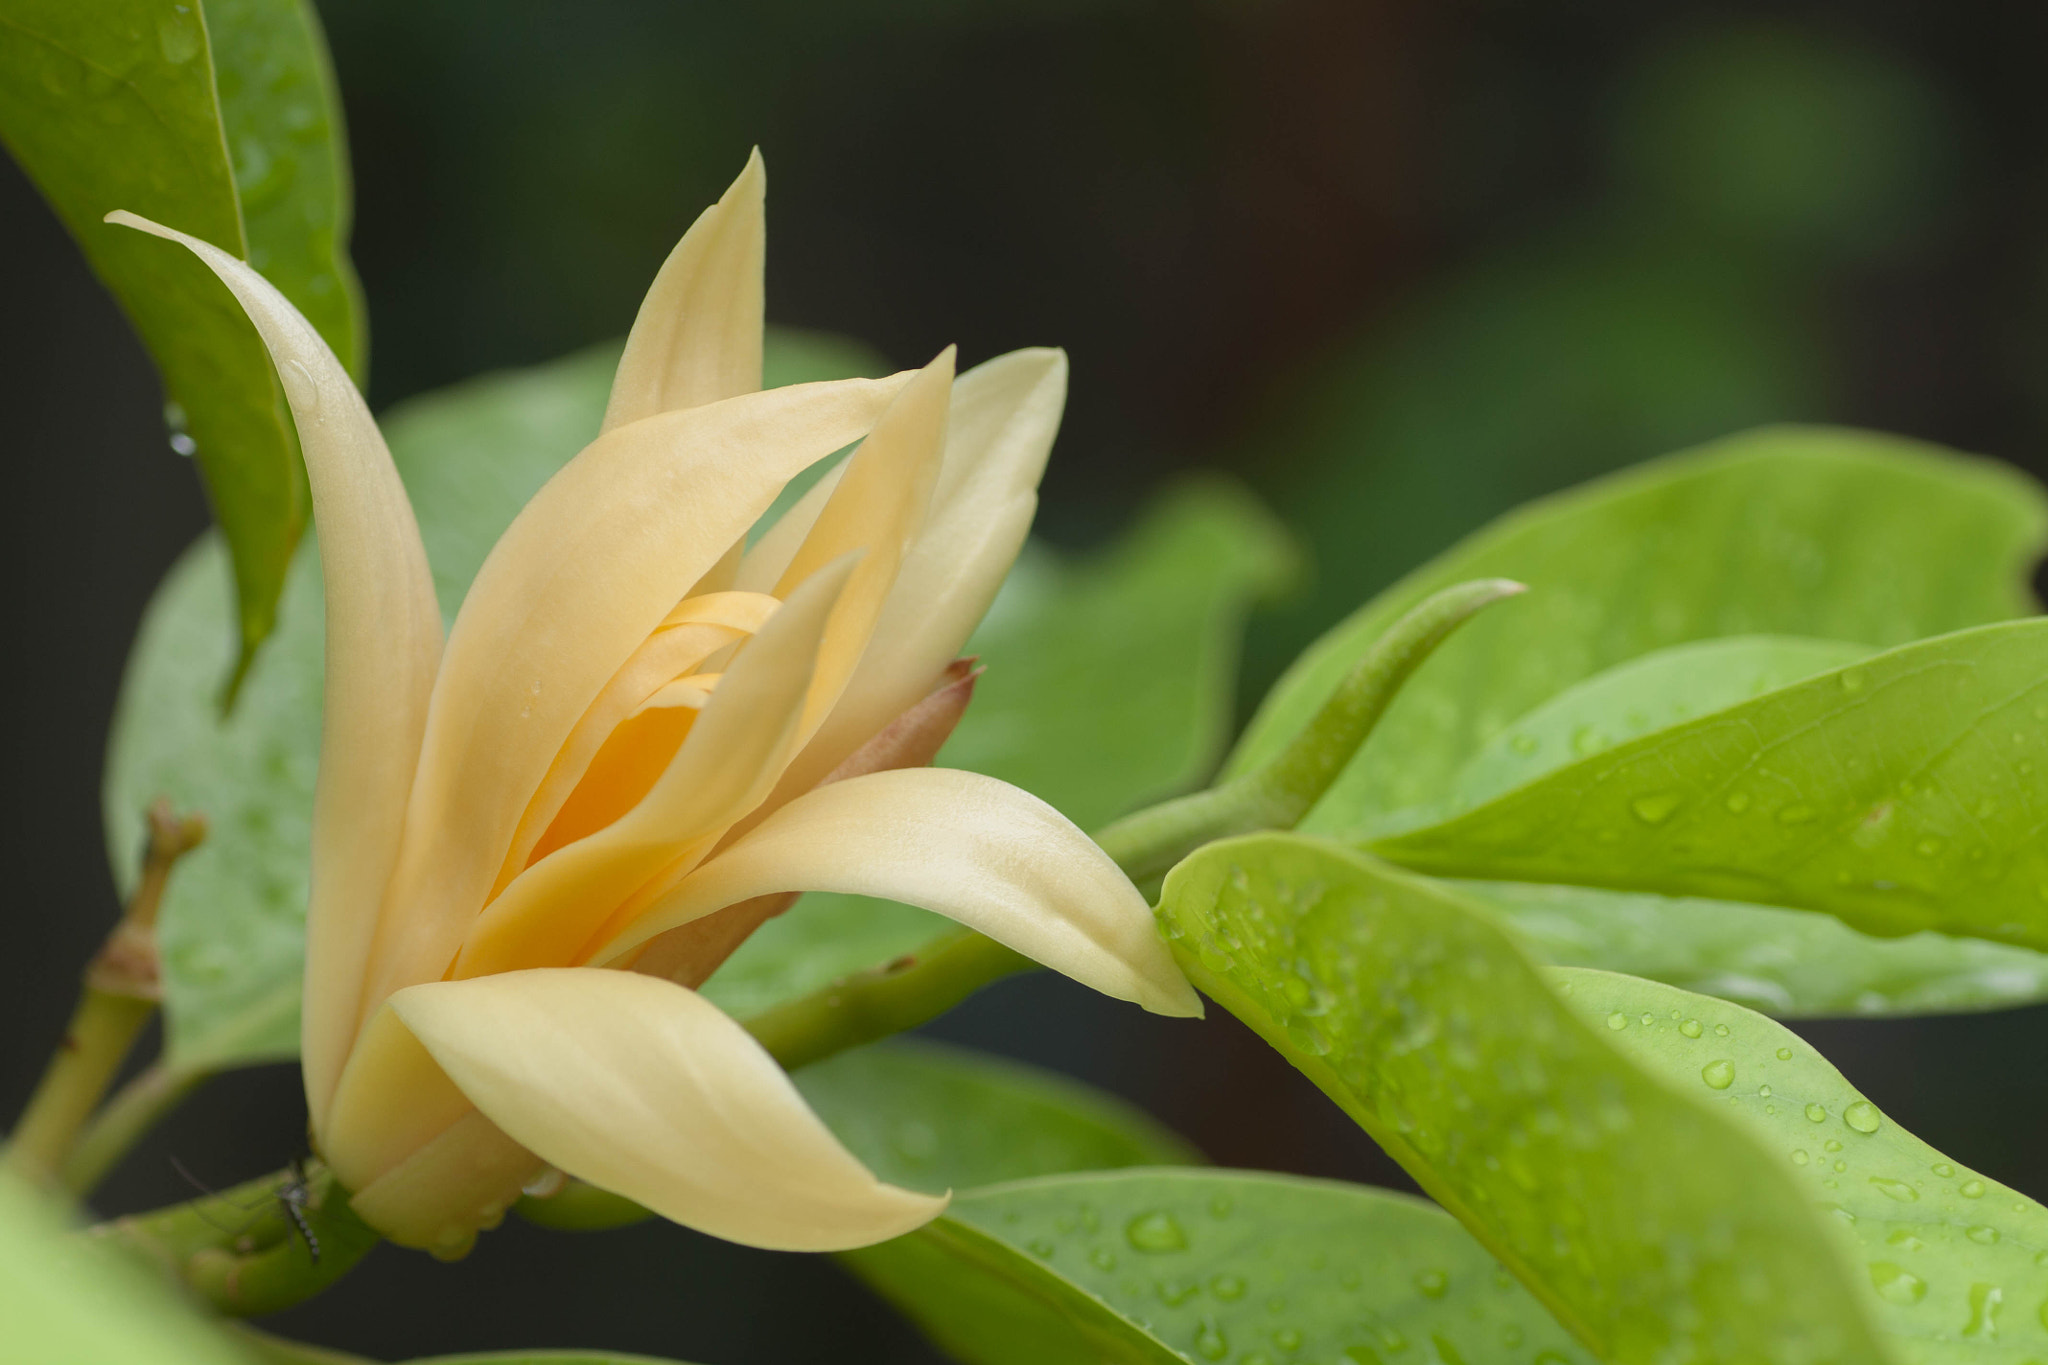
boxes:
[6,0,2048,1360]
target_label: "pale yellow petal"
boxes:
[595,768,1202,1017]
[347,1108,540,1260]
[321,1004,474,1195]
[495,591,780,892]
[733,458,847,593]
[602,149,765,428]
[360,376,909,1023]
[771,348,1064,801]
[387,969,947,1251]
[452,557,856,978]
[773,350,954,742]
[107,212,445,1134]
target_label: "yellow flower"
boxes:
[112,152,1197,1258]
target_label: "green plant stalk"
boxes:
[93,1159,378,1316]
[4,803,206,1184]
[62,1061,211,1196]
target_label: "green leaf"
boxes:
[1230,428,2048,837]
[0,0,362,673]
[699,481,1294,1021]
[844,1169,1595,1365]
[1438,634,1875,824]
[1551,967,2048,1363]
[106,332,883,1070]
[0,1170,250,1365]
[1157,833,1893,1364]
[1372,619,2048,952]
[799,1039,1199,1194]
[1407,633,2048,1017]
[1467,881,2048,1018]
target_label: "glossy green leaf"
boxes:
[105,333,883,1069]
[699,482,1294,1021]
[1373,620,2048,952]
[1229,428,2048,837]
[0,1170,249,1365]
[800,1039,1200,1194]
[1158,833,1892,1364]
[844,1169,1594,1365]
[1420,634,2048,1017]
[0,0,362,672]
[1552,967,2048,1363]
[1468,881,2048,1018]
[1440,634,1874,823]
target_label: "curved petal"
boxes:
[453,556,857,978]
[594,768,1202,1017]
[733,458,847,593]
[387,969,947,1252]
[108,213,446,1133]
[359,375,908,1023]
[772,348,1064,801]
[601,149,765,429]
[772,349,954,740]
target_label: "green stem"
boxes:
[1095,577,1525,882]
[5,802,206,1185]
[91,1159,378,1318]
[61,1061,211,1196]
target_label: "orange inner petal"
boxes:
[529,704,700,865]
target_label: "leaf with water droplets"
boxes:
[1229,428,2048,834]
[1554,967,2048,1362]
[0,0,364,679]
[1461,880,2048,1017]
[841,1170,1593,1365]
[1158,834,1894,1363]
[1374,620,2048,953]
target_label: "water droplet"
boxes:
[1414,1269,1448,1298]
[520,1168,566,1199]
[1778,803,1817,825]
[1961,1179,1988,1198]
[1210,1273,1246,1301]
[1915,837,1945,857]
[1966,1225,2000,1245]
[1804,1103,1828,1123]
[1679,1018,1703,1038]
[1272,1327,1303,1351]
[1193,1318,1229,1360]
[1932,1162,1955,1178]
[1606,1012,1628,1031]
[1156,1276,1200,1306]
[1843,1101,1882,1134]
[278,358,320,412]
[157,11,202,63]
[1868,1262,1926,1305]
[1701,1060,1736,1090]
[1027,1238,1055,1257]
[1631,792,1682,824]
[1757,1084,1772,1098]
[1725,792,1752,813]
[1775,1046,1793,1060]
[1125,1210,1188,1253]
[1964,1282,2003,1340]
[168,431,197,457]
[1713,1023,1731,1037]
[1840,669,1866,694]
[1208,1193,1234,1219]
[1089,1246,1118,1271]
[1824,1140,1843,1153]
[1868,1177,1919,1203]
[1832,1160,1847,1173]
[1510,733,1539,755]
